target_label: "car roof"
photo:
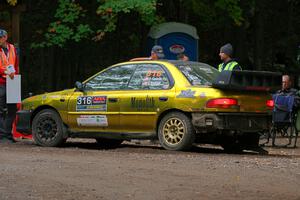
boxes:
[166,60,213,68]
[127,59,214,69]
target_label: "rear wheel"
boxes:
[32,109,66,147]
[95,138,123,149]
[158,112,195,151]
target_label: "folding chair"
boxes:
[270,94,298,147]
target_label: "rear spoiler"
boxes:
[212,70,282,92]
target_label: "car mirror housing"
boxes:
[75,81,84,92]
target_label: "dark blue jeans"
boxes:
[0,85,17,140]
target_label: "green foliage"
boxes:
[96,0,158,25]
[215,0,244,26]
[32,0,93,48]
[32,0,161,48]
[184,1,217,30]
[94,0,160,40]
[182,0,243,30]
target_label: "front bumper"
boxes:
[192,112,271,133]
[16,110,32,135]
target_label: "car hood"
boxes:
[22,89,75,110]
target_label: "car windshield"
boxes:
[174,62,219,86]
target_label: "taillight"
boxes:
[266,99,274,109]
[206,98,238,108]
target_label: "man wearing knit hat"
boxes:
[218,43,242,72]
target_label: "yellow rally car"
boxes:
[17,60,280,151]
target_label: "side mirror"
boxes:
[75,81,84,92]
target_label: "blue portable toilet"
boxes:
[147,22,199,61]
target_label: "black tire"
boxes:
[32,109,66,147]
[95,138,123,149]
[158,112,195,151]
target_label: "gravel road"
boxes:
[0,138,299,200]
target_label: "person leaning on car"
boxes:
[218,43,242,72]
[0,29,19,144]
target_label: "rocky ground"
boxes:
[0,138,299,200]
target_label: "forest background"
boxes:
[1,0,300,96]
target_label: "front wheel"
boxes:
[32,109,66,147]
[158,112,195,151]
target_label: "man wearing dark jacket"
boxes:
[277,75,298,96]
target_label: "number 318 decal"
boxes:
[146,70,162,77]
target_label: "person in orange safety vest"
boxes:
[0,29,19,144]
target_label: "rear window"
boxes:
[175,62,219,86]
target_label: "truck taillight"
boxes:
[206,98,238,108]
[266,99,274,109]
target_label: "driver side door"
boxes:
[67,64,137,133]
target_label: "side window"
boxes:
[128,64,170,90]
[85,64,136,90]
[179,66,210,86]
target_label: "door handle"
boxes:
[159,97,168,102]
[108,98,118,103]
